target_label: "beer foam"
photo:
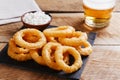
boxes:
[83,0,116,10]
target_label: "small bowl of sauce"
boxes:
[21,11,52,31]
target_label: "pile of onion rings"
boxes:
[7,26,92,73]
[8,28,46,61]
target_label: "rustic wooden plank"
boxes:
[94,13,120,45]
[0,1,119,80]
[51,13,84,28]
[0,43,7,51]
[0,13,85,42]
[35,0,83,12]
[114,0,120,12]
[0,13,120,45]
[51,13,120,45]
[81,46,120,80]
[35,0,120,12]
[0,22,22,42]
[0,45,120,80]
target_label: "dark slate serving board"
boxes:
[0,26,96,80]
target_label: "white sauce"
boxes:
[23,11,51,25]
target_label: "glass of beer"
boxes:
[83,0,116,30]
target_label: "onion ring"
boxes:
[30,49,46,66]
[13,28,46,49]
[55,46,82,73]
[9,38,29,53]
[8,46,31,61]
[46,36,58,42]
[76,41,92,56]
[42,42,62,70]
[43,26,75,37]
[58,31,87,47]
[63,52,70,65]
[23,32,40,43]
[7,25,93,73]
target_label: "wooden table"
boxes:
[0,0,120,80]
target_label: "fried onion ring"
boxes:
[58,31,87,47]
[9,38,29,53]
[13,28,46,49]
[43,26,75,37]
[8,46,31,61]
[30,49,46,66]
[23,32,40,43]
[42,42,62,70]
[7,25,92,73]
[46,36,58,42]
[76,41,92,56]
[55,46,82,73]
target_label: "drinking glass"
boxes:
[83,0,116,30]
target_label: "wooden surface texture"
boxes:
[0,0,120,80]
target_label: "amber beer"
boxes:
[83,0,116,30]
